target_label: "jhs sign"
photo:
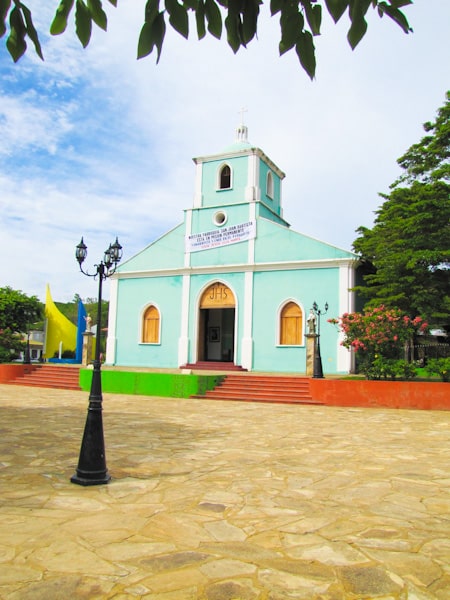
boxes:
[201,283,235,308]
[209,285,229,301]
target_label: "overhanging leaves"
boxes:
[50,0,75,35]
[166,0,189,38]
[296,29,315,79]
[241,0,261,44]
[303,1,322,35]
[0,0,11,38]
[21,4,43,59]
[75,0,92,48]
[224,10,241,53]
[347,0,371,49]
[1,0,414,78]
[204,0,222,39]
[6,6,26,62]
[195,0,206,39]
[378,0,412,33]
[279,8,303,55]
[138,9,166,62]
[87,0,108,30]
[4,2,43,62]
[324,0,346,22]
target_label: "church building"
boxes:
[106,126,358,374]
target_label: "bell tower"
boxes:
[191,122,287,226]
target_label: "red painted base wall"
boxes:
[0,364,35,382]
[1,364,448,411]
[310,379,450,411]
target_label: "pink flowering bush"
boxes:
[329,305,428,379]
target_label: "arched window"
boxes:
[280,302,303,345]
[219,164,231,189]
[266,171,274,198]
[142,305,160,344]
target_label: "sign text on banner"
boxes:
[186,221,256,253]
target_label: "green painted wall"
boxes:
[252,268,339,373]
[114,276,183,367]
[255,219,355,263]
[118,224,185,272]
[201,157,249,206]
[259,161,281,217]
[189,204,251,268]
[257,202,287,226]
[80,369,223,397]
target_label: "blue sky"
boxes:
[0,1,449,303]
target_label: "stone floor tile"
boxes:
[1,385,450,599]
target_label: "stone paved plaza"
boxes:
[0,384,449,599]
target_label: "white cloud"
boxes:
[0,91,75,156]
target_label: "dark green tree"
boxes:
[0,0,413,79]
[0,286,43,362]
[353,92,450,328]
[0,286,42,331]
[395,91,450,185]
[56,295,109,333]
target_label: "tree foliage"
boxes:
[0,286,43,363]
[0,286,42,332]
[353,93,450,327]
[395,91,450,186]
[0,0,413,79]
[56,295,109,329]
[0,329,23,362]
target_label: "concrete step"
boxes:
[8,365,81,390]
[181,361,247,372]
[193,374,322,405]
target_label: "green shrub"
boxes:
[425,358,450,382]
[364,357,417,380]
[394,360,417,380]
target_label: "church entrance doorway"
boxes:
[198,283,236,363]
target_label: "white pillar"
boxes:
[337,262,356,373]
[178,274,191,366]
[105,277,119,365]
[241,271,254,370]
[193,162,203,207]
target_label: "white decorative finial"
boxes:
[236,107,248,142]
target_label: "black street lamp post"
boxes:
[23,307,33,364]
[71,236,122,486]
[23,331,31,364]
[312,301,328,379]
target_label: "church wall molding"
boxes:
[114,257,359,281]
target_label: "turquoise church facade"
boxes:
[106,126,358,374]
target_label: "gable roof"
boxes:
[117,216,356,277]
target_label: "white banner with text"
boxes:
[186,221,256,253]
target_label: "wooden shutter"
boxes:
[143,305,160,343]
[280,302,302,345]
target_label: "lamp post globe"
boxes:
[71,236,122,486]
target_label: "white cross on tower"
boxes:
[238,106,248,126]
